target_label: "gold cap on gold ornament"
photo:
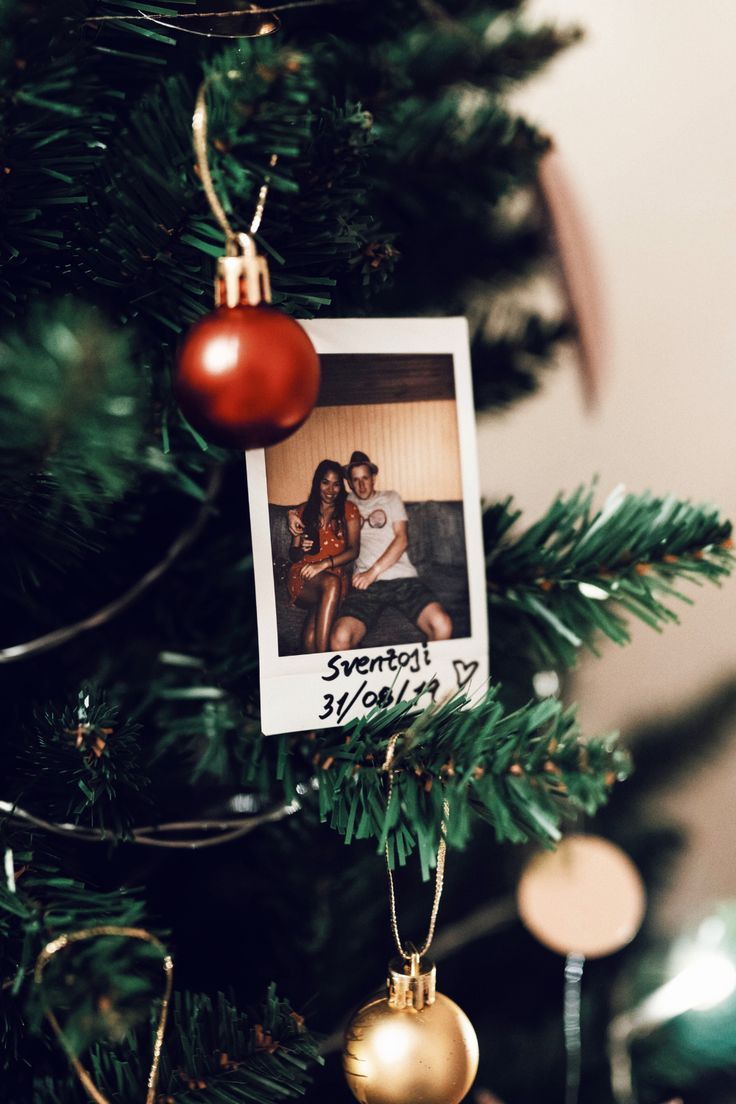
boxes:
[216,232,272,308]
[387,952,436,1010]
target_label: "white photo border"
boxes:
[246,317,489,735]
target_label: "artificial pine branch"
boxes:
[11,687,150,838]
[0,299,157,596]
[33,986,322,1104]
[143,486,734,788]
[2,669,622,868]
[0,0,577,425]
[486,485,734,668]
[0,853,152,1070]
[0,0,174,317]
[471,315,573,408]
[0,299,146,515]
[276,689,628,879]
[390,12,582,95]
[2,855,319,1101]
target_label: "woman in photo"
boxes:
[287,459,360,653]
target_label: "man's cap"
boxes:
[343,450,378,478]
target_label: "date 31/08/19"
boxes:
[319,677,440,725]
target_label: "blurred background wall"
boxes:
[476,0,736,932]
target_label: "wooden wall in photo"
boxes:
[265,400,463,504]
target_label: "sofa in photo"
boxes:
[269,500,471,656]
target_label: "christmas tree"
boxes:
[1,3,733,1103]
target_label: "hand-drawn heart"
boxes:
[453,659,479,690]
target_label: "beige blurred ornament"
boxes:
[537,145,607,409]
[343,955,479,1104]
[517,834,645,958]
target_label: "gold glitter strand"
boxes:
[35,926,173,1104]
[192,76,279,248]
[383,733,449,961]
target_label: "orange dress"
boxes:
[287,500,359,605]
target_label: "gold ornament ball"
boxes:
[343,990,479,1104]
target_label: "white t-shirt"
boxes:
[348,489,418,580]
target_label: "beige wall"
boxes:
[265,399,462,504]
[478,0,736,932]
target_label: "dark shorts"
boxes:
[339,577,438,632]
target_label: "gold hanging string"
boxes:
[34,926,173,1104]
[383,733,449,961]
[192,76,279,250]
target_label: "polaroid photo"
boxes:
[246,317,489,735]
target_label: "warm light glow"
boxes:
[202,336,239,375]
[369,1021,415,1065]
[533,670,560,698]
[636,950,736,1029]
[578,582,609,600]
[609,914,736,1104]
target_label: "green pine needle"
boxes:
[12,687,150,838]
[0,298,148,522]
[486,485,734,668]
[292,688,628,878]
[31,986,322,1104]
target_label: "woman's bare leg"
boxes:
[298,573,341,653]
[314,573,340,652]
[302,610,317,653]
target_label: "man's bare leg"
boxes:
[330,615,367,652]
[416,602,453,641]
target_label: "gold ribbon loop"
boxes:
[35,926,173,1104]
[192,75,279,246]
[383,733,449,961]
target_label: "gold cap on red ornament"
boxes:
[175,232,320,450]
[216,232,272,307]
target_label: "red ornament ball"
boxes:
[176,303,320,449]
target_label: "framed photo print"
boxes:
[246,317,489,734]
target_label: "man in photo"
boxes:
[329,451,453,650]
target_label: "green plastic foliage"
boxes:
[322,2,580,396]
[32,933,168,1057]
[487,485,735,668]
[33,986,322,1104]
[395,11,583,93]
[0,299,146,522]
[151,650,257,783]
[0,0,579,399]
[89,42,382,330]
[0,2,152,317]
[13,687,150,837]
[156,986,322,1103]
[303,688,627,879]
[0,858,151,1068]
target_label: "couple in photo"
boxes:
[287,451,453,653]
